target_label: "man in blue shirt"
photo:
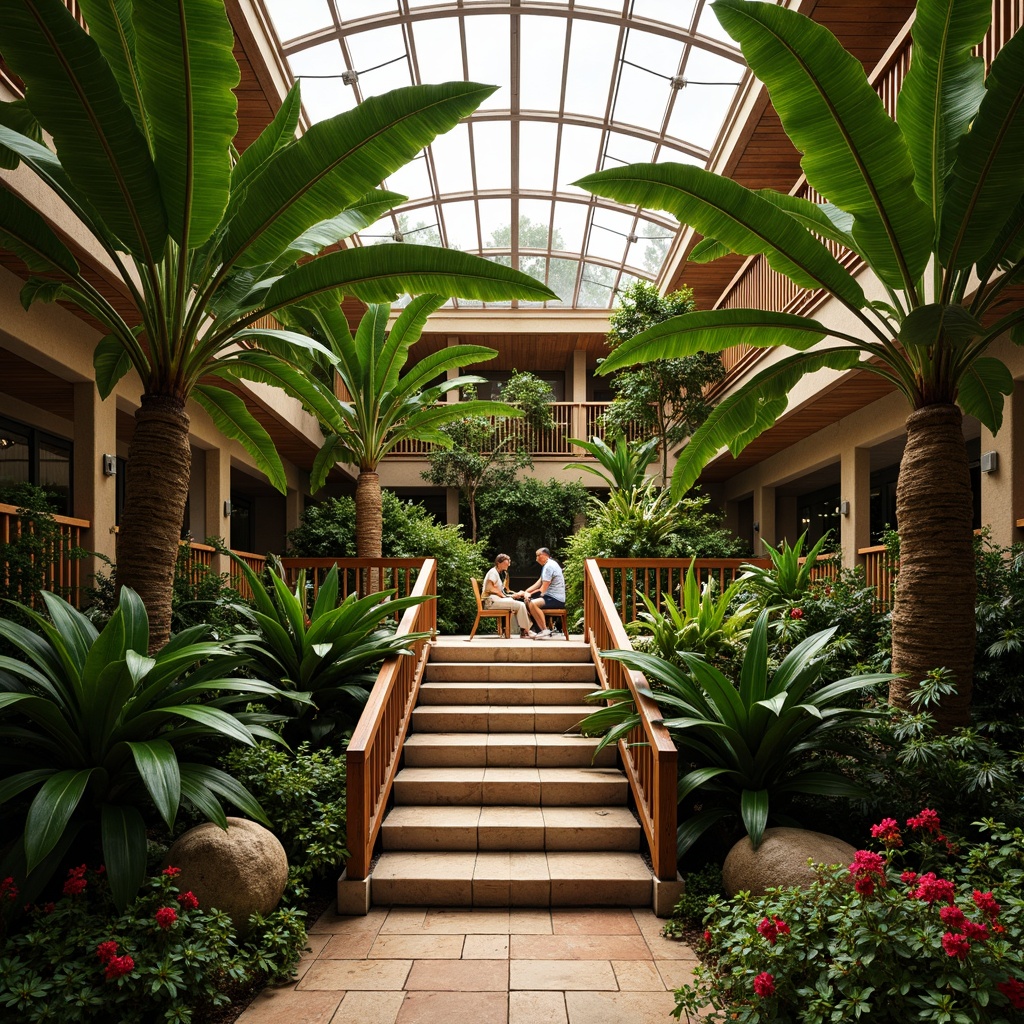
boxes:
[512,547,565,639]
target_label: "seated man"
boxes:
[482,554,532,639]
[512,547,565,639]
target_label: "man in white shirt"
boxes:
[482,554,532,638]
[511,548,565,639]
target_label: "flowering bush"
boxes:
[675,814,1024,1023]
[0,865,307,1023]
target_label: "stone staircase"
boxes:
[368,635,655,907]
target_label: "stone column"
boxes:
[979,385,1022,549]
[286,486,305,540]
[204,447,232,576]
[752,484,776,554]
[73,382,118,586]
[840,445,872,568]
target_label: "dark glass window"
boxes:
[0,416,72,514]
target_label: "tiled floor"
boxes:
[237,906,700,1023]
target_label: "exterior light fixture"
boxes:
[838,500,851,516]
[102,454,117,476]
[223,501,233,518]
[753,521,760,533]
[980,451,999,473]
[341,69,359,85]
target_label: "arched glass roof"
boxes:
[258,0,749,310]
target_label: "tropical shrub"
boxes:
[676,815,1024,1024]
[288,491,486,634]
[737,532,832,607]
[0,864,307,1023]
[579,611,891,855]
[565,435,660,495]
[629,558,757,666]
[663,862,726,938]
[230,557,429,748]
[225,741,349,888]
[0,589,281,907]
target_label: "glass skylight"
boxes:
[260,0,750,309]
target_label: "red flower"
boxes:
[998,978,1024,1010]
[0,877,18,902]
[703,929,712,945]
[104,954,135,981]
[789,607,804,619]
[154,906,177,930]
[752,972,776,997]
[870,818,902,846]
[942,932,970,960]
[848,849,886,895]
[96,941,119,964]
[940,906,967,930]
[854,875,875,896]
[63,876,87,897]
[972,890,1001,919]
[900,870,918,884]
[41,902,55,915]
[162,866,181,877]
[963,921,989,942]
[756,915,791,944]
[911,873,956,904]
[177,890,199,910]
[907,808,942,834]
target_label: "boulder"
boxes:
[722,827,856,897]
[166,817,288,934]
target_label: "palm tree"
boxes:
[0,0,553,648]
[577,0,1024,729]
[284,294,539,558]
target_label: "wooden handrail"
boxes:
[345,558,438,880]
[1,503,89,607]
[584,559,677,881]
[278,557,426,618]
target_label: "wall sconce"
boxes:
[102,454,117,476]
[838,500,851,517]
[980,451,999,474]
[753,521,760,533]
[223,501,233,518]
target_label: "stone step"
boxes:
[430,638,591,664]
[418,681,596,707]
[392,766,629,807]
[370,850,654,907]
[424,661,596,683]
[381,805,641,852]
[403,732,616,769]
[411,704,593,734]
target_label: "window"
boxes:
[0,416,72,514]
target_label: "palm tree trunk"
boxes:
[116,394,192,652]
[889,404,975,729]
[355,470,382,559]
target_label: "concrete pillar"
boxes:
[841,445,872,568]
[72,382,118,582]
[979,385,1023,549]
[776,495,798,546]
[446,487,460,528]
[446,337,461,401]
[286,487,304,539]
[571,349,588,403]
[204,447,232,575]
[752,484,776,553]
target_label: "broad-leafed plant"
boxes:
[230,556,430,748]
[0,589,284,908]
[0,0,553,648]
[738,531,833,606]
[565,435,660,495]
[580,610,892,854]
[577,0,1024,729]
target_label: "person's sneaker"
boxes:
[535,628,552,638]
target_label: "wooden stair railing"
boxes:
[584,559,677,882]
[345,558,437,881]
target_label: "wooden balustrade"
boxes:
[1,503,89,607]
[345,559,437,880]
[278,557,427,620]
[583,559,677,881]
[860,545,896,609]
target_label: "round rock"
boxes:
[722,827,857,897]
[167,817,288,934]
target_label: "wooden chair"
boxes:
[468,577,512,640]
[541,606,570,640]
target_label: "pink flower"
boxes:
[177,890,199,910]
[162,866,181,877]
[972,890,1001,919]
[870,818,902,846]
[998,978,1024,1010]
[789,607,804,619]
[900,870,918,884]
[752,972,776,997]
[907,808,942,834]
[63,876,87,896]
[104,954,135,981]
[942,932,970,960]
[911,873,956,905]
[95,941,118,965]
[154,907,177,930]
[940,906,966,930]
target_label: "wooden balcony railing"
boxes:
[345,559,437,880]
[584,559,677,881]
[860,545,896,609]
[1,503,89,607]
[713,0,1021,385]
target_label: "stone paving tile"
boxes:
[405,958,510,991]
[656,959,700,991]
[235,987,342,1023]
[632,908,700,960]
[297,958,412,991]
[369,933,466,959]
[510,934,652,961]
[564,990,680,1023]
[378,908,428,933]
[509,959,618,991]
[612,959,667,991]
[464,933,511,958]
[396,991,509,1023]
[310,906,389,935]
[509,991,569,1024]
[330,990,405,1024]
[322,931,377,959]
[551,909,641,935]
[419,908,512,933]
[295,934,332,980]
[509,909,553,934]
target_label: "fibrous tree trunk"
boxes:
[355,470,382,559]
[116,394,192,653]
[889,404,976,729]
